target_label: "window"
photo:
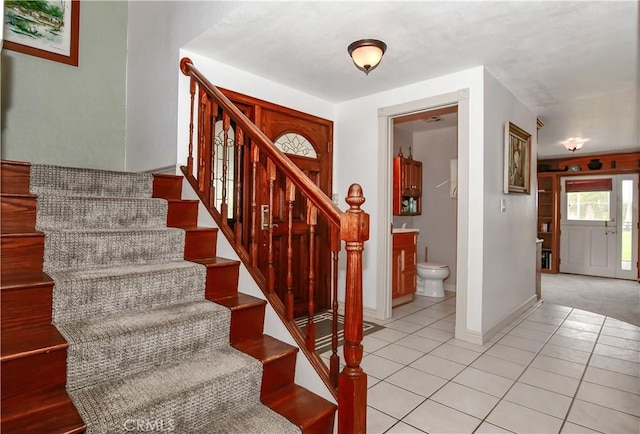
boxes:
[566,178,612,222]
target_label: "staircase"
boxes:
[0,160,336,433]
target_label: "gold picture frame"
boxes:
[504,121,531,194]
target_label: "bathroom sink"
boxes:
[392,228,419,233]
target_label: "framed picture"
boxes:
[503,121,531,194]
[3,0,80,66]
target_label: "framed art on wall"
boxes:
[3,0,80,66]
[504,121,532,194]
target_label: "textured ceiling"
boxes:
[185,1,639,158]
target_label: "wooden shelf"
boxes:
[393,156,422,216]
[537,173,559,273]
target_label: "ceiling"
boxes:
[185,1,639,158]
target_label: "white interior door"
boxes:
[560,174,638,279]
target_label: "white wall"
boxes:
[125,2,242,172]
[481,69,538,334]
[2,1,128,170]
[176,51,335,172]
[413,126,458,286]
[334,67,485,336]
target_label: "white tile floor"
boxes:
[323,292,640,433]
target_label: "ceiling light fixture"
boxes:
[560,137,589,152]
[347,39,387,75]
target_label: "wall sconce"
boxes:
[347,39,387,75]
[561,137,589,152]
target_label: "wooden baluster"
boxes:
[267,159,276,294]
[197,89,207,194]
[220,112,230,219]
[187,78,195,176]
[305,203,318,352]
[338,184,369,434]
[234,127,244,243]
[285,179,296,321]
[249,146,259,267]
[330,225,341,387]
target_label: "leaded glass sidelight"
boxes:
[213,120,235,219]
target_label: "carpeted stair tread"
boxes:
[58,300,231,391]
[29,164,153,198]
[203,403,300,434]
[50,261,206,323]
[36,194,168,230]
[43,227,185,272]
[69,348,299,433]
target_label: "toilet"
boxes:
[416,262,449,297]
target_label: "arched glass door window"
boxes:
[274,133,317,158]
[214,120,235,219]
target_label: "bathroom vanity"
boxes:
[392,229,418,307]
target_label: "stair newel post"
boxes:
[330,225,341,387]
[338,184,369,434]
[267,158,277,294]
[250,146,260,267]
[233,128,244,243]
[220,112,230,220]
[285,178,296,321]
[305,202,317,352]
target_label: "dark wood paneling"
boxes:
[1,333,67,401]
[1,233,44,276]
[193,257,240,299]
[183,227,218,260]
[1,389,85,434]
[152,174,183,200]
[1,194,37,233]
[166,199,199,227]
[213,294,266,344]
[1,273,53,330]
[0,160,31,195]
[263,384,336,434]
[233,335,298,396]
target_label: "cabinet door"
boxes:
[392,247,403,298]
[411,161,422,195]
[401,158,413,195]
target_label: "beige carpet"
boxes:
[541,273,640,326]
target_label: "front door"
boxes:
[257,108,333,317]
[221,89,333,317]
[560,174,638,279]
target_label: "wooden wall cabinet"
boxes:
[537,174,560,273]
[392,231,417,307]
[393,156,422,215]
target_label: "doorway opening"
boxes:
[377,89,471,341]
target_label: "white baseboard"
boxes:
[456,294,537,345]
[144,165,178,175]
[482,295,538,344]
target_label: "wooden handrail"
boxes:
[180,58,368,433]
[180,58,343,228]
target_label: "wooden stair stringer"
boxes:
[0,160,85,433]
